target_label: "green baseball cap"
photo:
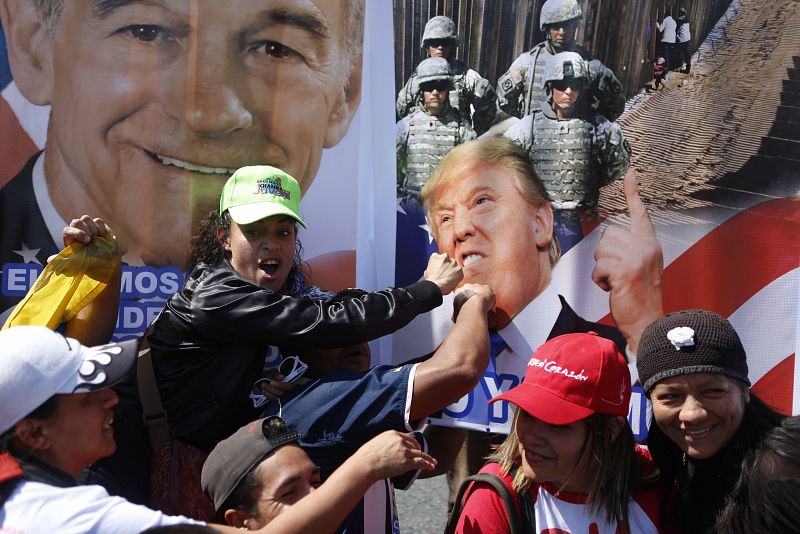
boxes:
[219,166,307,227]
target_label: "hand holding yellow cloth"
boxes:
[2,235,120,330]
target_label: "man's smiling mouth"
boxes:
[146,150,238,175]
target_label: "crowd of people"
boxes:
[1,164,795,533]
[0,1,794,534]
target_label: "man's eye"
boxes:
[440,215,451,224]
[256,41,296,60]
[475,197,488,205]
[123,25,169,43]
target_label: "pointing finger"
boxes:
[623,169,655,237]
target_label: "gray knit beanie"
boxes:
[637,309,750,394]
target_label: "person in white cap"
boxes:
[0,326,437,534]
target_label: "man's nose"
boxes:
[453,207,475,242]
[184,48,253,136]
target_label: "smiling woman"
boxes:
[637,309,786,534]
[452,333,662,533]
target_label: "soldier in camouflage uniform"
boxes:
[397,16,496,135]
[504,51,630,252]
[496,0,626,122]
[397,57,477,199]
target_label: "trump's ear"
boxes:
[0,0,55,105]
[323,56,363,148]
[531,201,554,249]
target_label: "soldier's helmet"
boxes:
[415,57,453,87]
[544,51,589,85]
[420,16,460,49]
[544,51,589,101]
[539,0,583,32]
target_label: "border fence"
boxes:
[394,0,734,100]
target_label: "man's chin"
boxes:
[488,308,512,331]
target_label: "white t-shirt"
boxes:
[1,479,205,533]
[657,16,677,43]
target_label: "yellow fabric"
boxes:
[2,235,120,330]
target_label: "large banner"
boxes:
[0,1,797,442]
[0,0,379,339]
[390,0,800,439]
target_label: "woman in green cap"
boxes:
[85,166,462,517]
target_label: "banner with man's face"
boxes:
[0,0,368,336]
[390,0,800,438]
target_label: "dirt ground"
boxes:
[601,0,800,221]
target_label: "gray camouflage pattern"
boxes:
[396,106,476,197]
[421,16,460,48]
[503,106,630,210]
[496,42,625,121]
[397,59,496,135]
[539,0,583,31]
[543,51,589,82]
[415,57,452,85]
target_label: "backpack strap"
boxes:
[444,473,525,534]
[137,310,171,447]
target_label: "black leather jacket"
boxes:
[131,259,442,450]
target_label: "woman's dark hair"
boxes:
[647,390,784,531]
[716,416,800,533]
[189,210,310,296]
[490,411,656,530]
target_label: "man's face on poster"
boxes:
[427,164,554,328]
[4,0,362,266]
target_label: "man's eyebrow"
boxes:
[91,0,161,18]
[247,8,331,42]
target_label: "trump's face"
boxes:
[427,164,554,328]
[4,0,361,266]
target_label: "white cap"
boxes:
[0,326,138,433]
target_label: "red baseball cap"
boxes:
[490,332,631,425]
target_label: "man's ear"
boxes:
[323,56,363,148]
[531,202,554,249]
[0,0,56,104]
[13,418,52,452]
[224,508,256,529]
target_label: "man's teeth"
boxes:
[463,254,481,267]
[156,155,237,175]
